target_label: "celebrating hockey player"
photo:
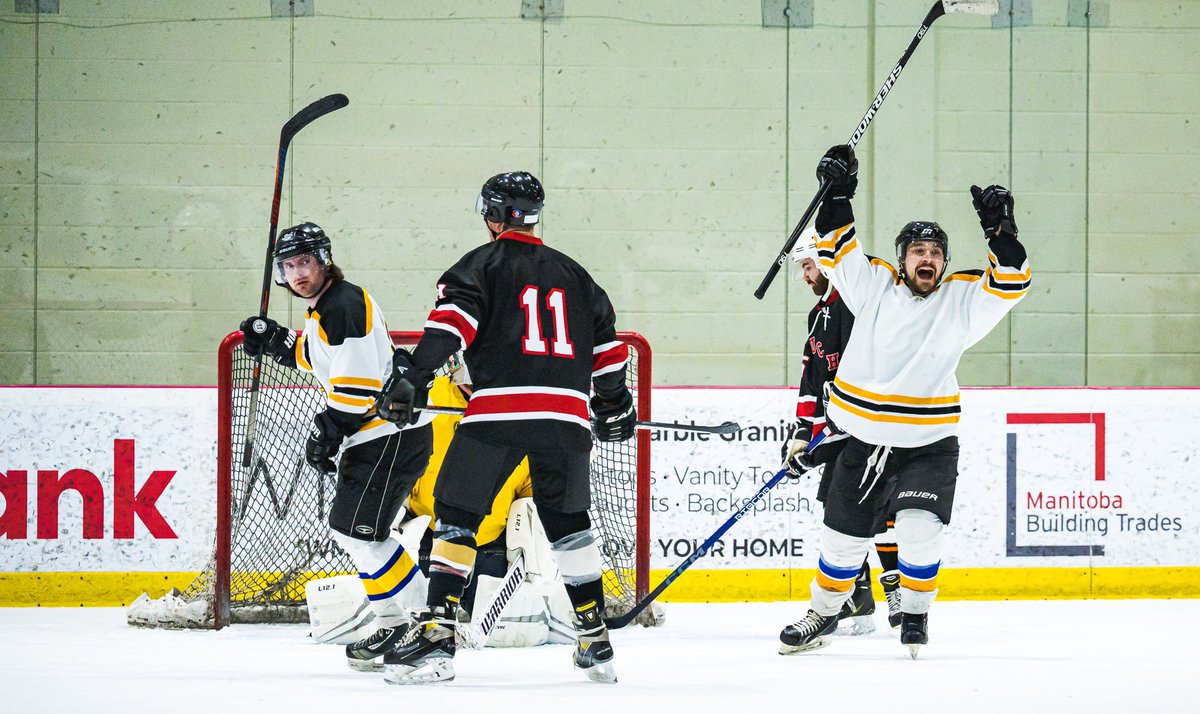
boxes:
[374,171,635,685]
[238,222,434,672]
[782,232,900,634]
[778,146,1030,658]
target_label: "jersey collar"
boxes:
[496,230,543,245]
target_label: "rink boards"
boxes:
[1,386,1198,605]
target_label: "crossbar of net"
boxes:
[172,335,644,626]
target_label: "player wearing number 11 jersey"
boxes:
[374,171,634,686]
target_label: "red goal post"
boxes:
[185,330,654,629]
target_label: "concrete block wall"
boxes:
[1,1,1196,387]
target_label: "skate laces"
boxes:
[792,611,830,636]
[857,445,892,504]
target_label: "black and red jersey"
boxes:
[796,287,854,457]
[412,231,627,450]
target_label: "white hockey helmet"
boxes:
[791,226,819,264]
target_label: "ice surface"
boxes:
[1,599,1195,712]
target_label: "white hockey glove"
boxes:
[781,421,817,480]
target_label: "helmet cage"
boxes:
[273,222,332,287]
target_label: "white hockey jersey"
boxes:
[288,279,431,449]
[815,219,1031,448]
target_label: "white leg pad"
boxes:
[330,530,426,624]
[894,508,943,614]
[810,525,872,616]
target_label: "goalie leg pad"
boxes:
[331,531,426,625]
[894,508,943,614]
[305,574,377,645]
[810,525,872,616]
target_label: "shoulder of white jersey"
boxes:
[309,280,375,346]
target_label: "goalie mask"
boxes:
[894,221,950,292]
[477,171,544,229]
[273,222,332,287]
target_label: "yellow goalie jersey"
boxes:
[406,376,531,548]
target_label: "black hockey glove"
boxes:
[305,410,345,474]
[376,348,433,426]
[591,389,636,443]
[781,421,817,480]
[970,184,1018,238]
[239,316,294,359]
[816,145,859,202]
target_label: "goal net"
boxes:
[128,331,654,629]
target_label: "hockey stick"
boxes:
[605,433,827,630]
[416,405,740,435]
[459,550,527,650]
[752,0,999,300]
[242,93,351,468]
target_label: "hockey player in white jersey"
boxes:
[778,146,1030,658]
[238,222,434,672]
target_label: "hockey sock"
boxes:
[427,522,477,615]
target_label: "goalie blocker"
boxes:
[306,497,574,648]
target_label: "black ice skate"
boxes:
[345,622,412,672]
[900,612,928,659]
[382,608,457,685]
[879,570,902,628]
[837,563,876,636]
[573,600,617,683]
[778,610,838,655]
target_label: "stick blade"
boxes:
[282,93,350,139]
[717,421,742,435]
[942,0,999,15]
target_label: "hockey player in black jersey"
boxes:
[375,171,634,685]
[238,223,434,673]
[779,146,1030,659]
[782,234,901,636]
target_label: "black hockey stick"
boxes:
[242,93,350,468]
[605,433,827,629]
[752,0,998,300]
[416,405,740,435]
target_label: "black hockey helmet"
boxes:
[273,222,332,286]
[894,220,950,280]
[477,171,544,228]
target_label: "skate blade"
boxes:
[347,658,383,673]
[906,643,922,660]
[579,661,618,683]
[383,658,455,685]
[836,615,876,637]
[778,635,832,655]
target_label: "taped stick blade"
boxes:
[942,0,999,15]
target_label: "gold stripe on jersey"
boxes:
[295,334,312,371]
[943,272,981,284]
[834,377,960,406]
[869,257,899,282]
[362,289,375,336]
[330,392,375,408]
[900,573,938,593]
[830,376,961,426]
[330,375,383,389]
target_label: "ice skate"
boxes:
[572,600,617,683]
[900,612,928,659]
[382,609,457,685]
[879,570,902,628]
[778,610,838,655]
[344,622,412,672]
[836,563,876,636]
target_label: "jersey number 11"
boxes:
[520,286,575,358]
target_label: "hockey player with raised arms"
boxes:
[778,145,1030,658]
[238,223,434,672]
[374,171,635,685]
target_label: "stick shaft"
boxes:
[753,2,949,300]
